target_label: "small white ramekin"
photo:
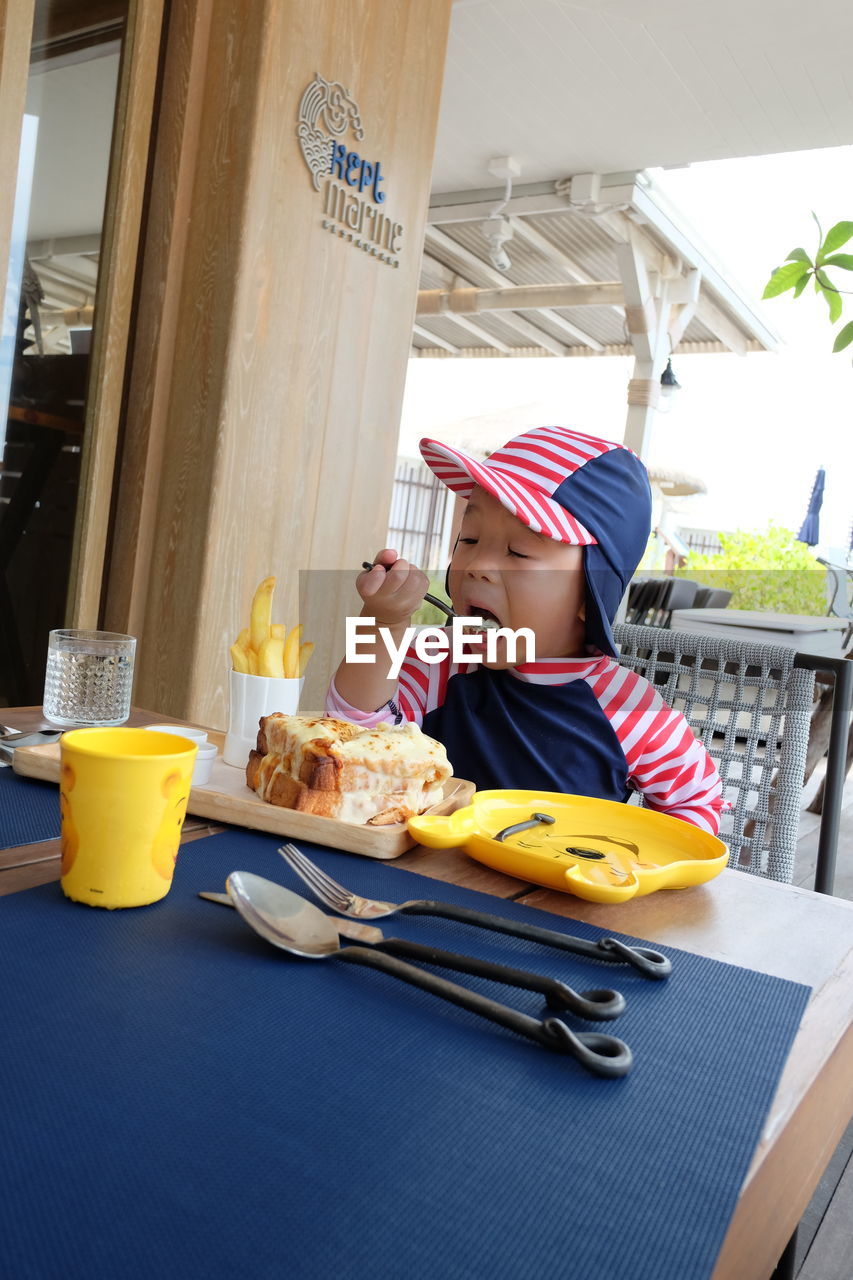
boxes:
[192,741,218,786]
[143,723,208,746]
[142,724,215,785]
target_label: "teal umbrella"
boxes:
[796,468,825,546]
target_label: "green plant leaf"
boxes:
[823,253,853,271]
[793,272,810,298]
[816,270,843,321]
[785,246,813,264]
[832,320,853,352]
[762,260,810,297]
[822,221,853,254]
[824,285,843,323]
[812,211,824,244]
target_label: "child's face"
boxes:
[448,486,587,666]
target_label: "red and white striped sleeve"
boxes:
[587,662,724,835]
[325,628,471,728]
[396,634,473,723]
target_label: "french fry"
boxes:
[230,643,251,674]
[231,577,313,681]
[283,624,303,679]
[258,636,286,678]
[297,641,314,677]
[249,576,276,652]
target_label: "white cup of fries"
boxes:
[223,576,313,768]
[224,671,304,767]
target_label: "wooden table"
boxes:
[3,706,853,1280]
[669,607,849,657]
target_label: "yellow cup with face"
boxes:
[59,728,198,908]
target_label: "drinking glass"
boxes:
[43,629,137,728]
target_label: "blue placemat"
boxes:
[0,828,810,1280]
[0,764,61,848]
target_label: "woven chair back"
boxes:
[613,622,815,883]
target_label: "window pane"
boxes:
[0,1,128,706]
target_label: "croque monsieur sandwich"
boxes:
[246,714,453,825]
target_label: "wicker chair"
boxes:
[625,578,668,625]
[612,622,815,886]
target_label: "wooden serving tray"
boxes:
[12,742,474,859]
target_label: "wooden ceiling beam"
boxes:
[508,216,624,322]
[412,323,459,354]
[423,225,598,353]
[507,216,596,285]
[527,307,604,351]
[694,293,748,356]
[440,311,513,353]
[417,281,623,312]
[422,249,569,354]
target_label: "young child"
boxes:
[327,425,723,835]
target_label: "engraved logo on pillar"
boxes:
[296,73,405,269]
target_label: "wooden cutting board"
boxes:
[12,741,473,859]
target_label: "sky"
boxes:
[399,144,853,557]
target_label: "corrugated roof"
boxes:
[413,173,775,359]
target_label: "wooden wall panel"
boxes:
[106,0,452,727]
[101,0,214,642]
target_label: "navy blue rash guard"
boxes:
[423,667,630,798]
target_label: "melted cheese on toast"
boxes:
[246,715,452,825]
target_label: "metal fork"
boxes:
[279,843,671,979]
[361,561,455,620]
[199,884,625,1022]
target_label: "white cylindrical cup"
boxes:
[223,670,304,767]
[192,741,218,786]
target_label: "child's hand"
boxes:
[358,549,429,627]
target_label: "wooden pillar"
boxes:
[66,0,167,626]
[105,0,453,726]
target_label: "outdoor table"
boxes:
[2,707,853,1279]
[670,607,849,657]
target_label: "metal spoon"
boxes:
[212,873,633,1076]
[0,728,63,746]
[203,877,625,1020]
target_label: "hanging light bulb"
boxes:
[660,358,681,397]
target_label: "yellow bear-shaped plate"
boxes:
[408,790,728,905]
